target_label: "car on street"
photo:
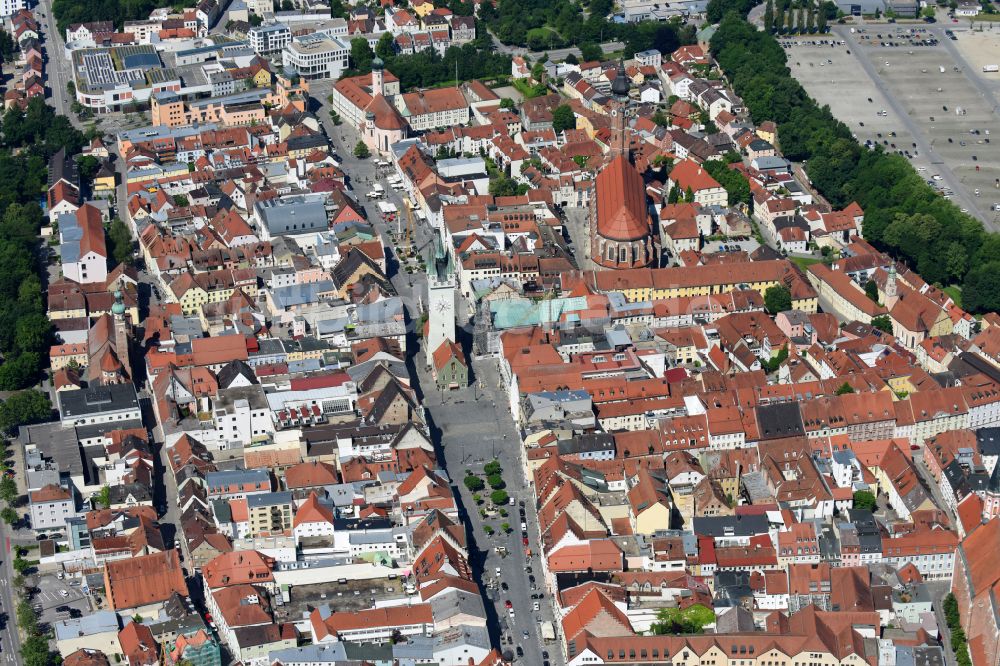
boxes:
[505,599,512,609]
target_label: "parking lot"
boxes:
[784,27,1000,226]
[33,571,90,628]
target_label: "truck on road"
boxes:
[984,64,999,73]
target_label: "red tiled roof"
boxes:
[595,155,650,242]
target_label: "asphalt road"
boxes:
[33,0,74,120]
[831,24,993,230]
[0,523,21,663]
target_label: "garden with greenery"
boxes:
[649,604,716,635]
[464,459,513,533]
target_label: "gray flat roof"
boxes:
[256,194,329,237]
[58,384,139,420]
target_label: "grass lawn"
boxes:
[650,604,716,635]
[944,284,962,307]
[789,255,823,270]
[512,78,548,99]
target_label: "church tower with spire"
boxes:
[610,59,631,160]
[425,231,456,368]
[112,290,133,382]
[589,60,657,270]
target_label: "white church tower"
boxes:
[425,232,456,367]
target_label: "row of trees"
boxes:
[479,0,695,59]
[763,0,829,33]
[703,160,752,207]
[348,34,511,92]
[709,14,1000,312]
[52,0,175,32]
[943,593,973,666]
[0,99,85,390]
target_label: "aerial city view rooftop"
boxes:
[0,0,998,662]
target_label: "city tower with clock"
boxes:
[425,232,456,368]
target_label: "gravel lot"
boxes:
[785,28,1000,225]
[952,29,1000,80]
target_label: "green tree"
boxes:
[552,104,576,133]
[0,391,51,436]
[172,194,189,207]
[764,0,774,31]
[375,32,395,61]
[487,474,505,489]
[650,605,715,635]
[684,186,695,203]
[14,313,51,354]
[12,555,28,574]
[97,485,111,509]
[835,381,855,395]
[484,460,502,475]
[0,506,16,525]
[579,42,602,62]
[75,155,100,182]
[354,141,371,159]
[20,633,55,666]
[944,593,960,627]
[499,98,516,110]
[15,599,36,633]
[0,477,17,504]
[350,37,374,71]
[489,175,528,197]
[963,261,1000,313]
[764,285,791,314]
[667,185,680,204]
[501,522,511,533]
[463,475,485,492]
[564,52,578,64]
[490,489,509,506]
[853,490,877,511]
[864,279,879,302]
[652,109,669,127]
[871,315,893,334]
[0,353,41,391]
[761,345,789,373]
[0,30,14,63]
[108,218,134,266]
[703,161,751,206]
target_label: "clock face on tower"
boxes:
[436,299,451,313]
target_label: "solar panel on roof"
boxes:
[122,52,160,69]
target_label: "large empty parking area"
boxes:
[784,26,1000,227]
